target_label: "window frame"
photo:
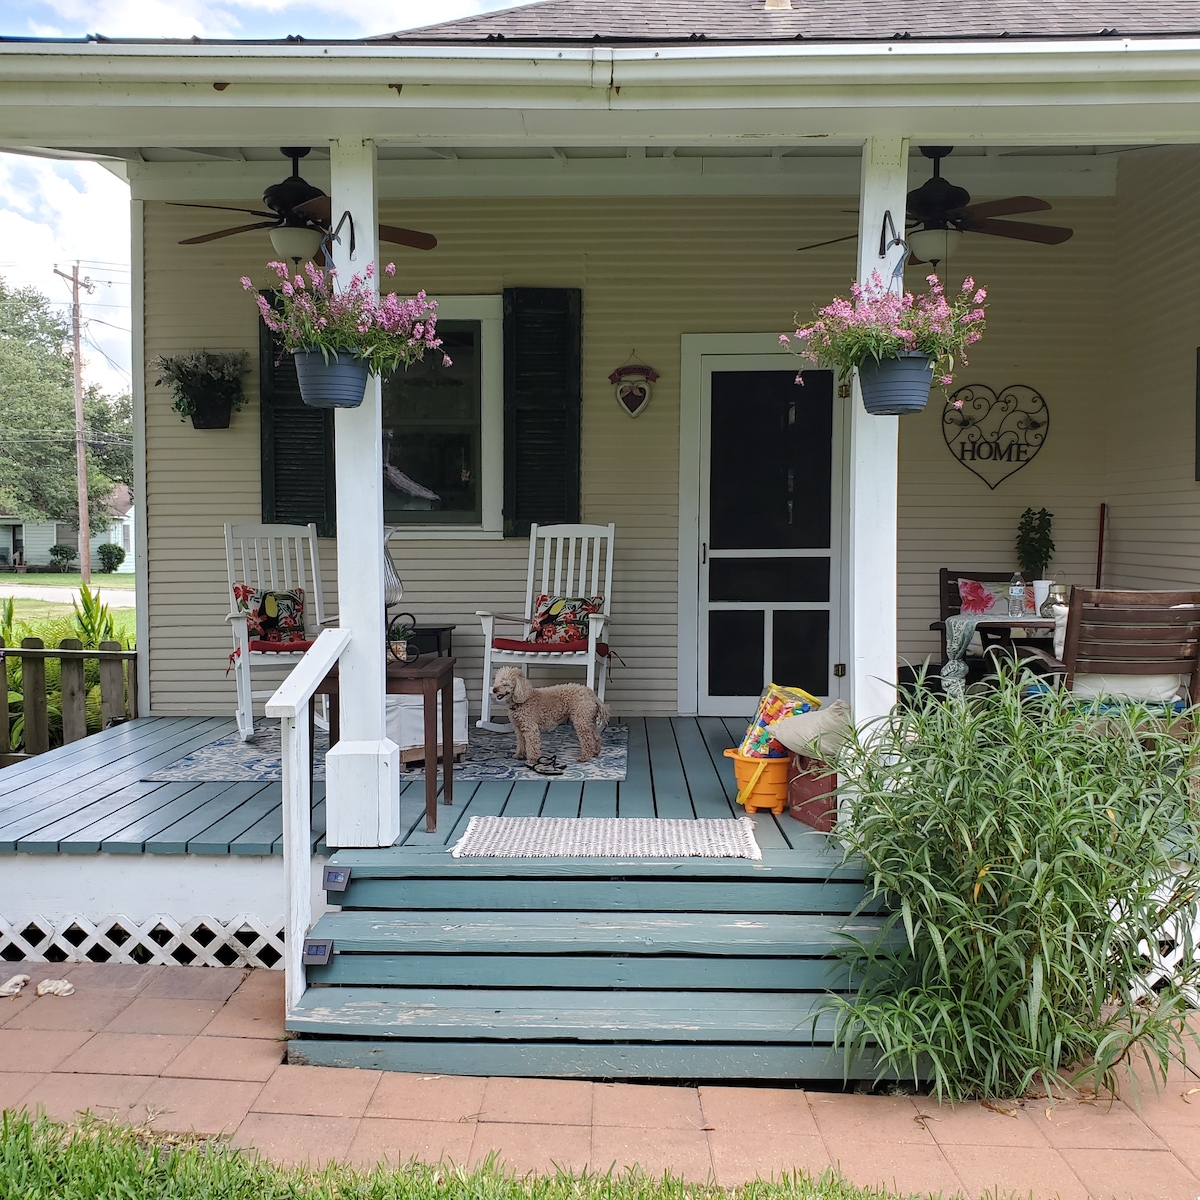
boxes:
[386,294,504,540]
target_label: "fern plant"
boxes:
[824,663,1200,1102]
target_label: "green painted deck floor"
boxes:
[0,715,830,858]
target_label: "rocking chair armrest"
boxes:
[587,612,609,635]
[476,611,528,623]
[226,611,249,625]
[316,615,339,626]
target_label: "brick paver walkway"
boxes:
[1,963,1198,1199]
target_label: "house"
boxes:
[1,0,1199,1077]
[0,486,135,572]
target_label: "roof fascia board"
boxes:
[1,37,1200,90]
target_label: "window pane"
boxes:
[708,370,832,550]
[772,610,830,698]
[709,557,830,603]
[382,321,481,524]
[708,610,765,697]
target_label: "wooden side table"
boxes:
[314,655,456,833]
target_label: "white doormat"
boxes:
[450,815,762,860]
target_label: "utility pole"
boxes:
[53,262,94,583]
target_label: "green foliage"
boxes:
[0,274,132,523]
[825,664,1200,1102]
[72,582,116,647]
[153,349,249,420]
[1016,507,1055,579]
[0,1112,895,1200]
[48,543,78,572]
[97,542,126,573]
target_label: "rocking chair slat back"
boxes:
[525,523,616,622]
[225,522,325,631]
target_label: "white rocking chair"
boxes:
[225,522,331,741]
[476,521,616,731]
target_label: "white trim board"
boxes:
[0,852,330,925]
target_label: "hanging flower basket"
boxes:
[857,352,935,416]
[245,260,448,412]
[153,350,250,429]
[293,351,370,409]
[783,272,988,415]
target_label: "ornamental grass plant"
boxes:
[825,663,1200,1102]
[784,272,986,388]
[246,260,448,378]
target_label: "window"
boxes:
[382,296,503,535]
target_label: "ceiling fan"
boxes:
[172,147,437,259]
[798,146,1073,262]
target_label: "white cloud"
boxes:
[26,0,519,38]
[0,153,132,396]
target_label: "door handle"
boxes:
[701,542,707,566]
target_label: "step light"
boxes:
[322,865,352,893]
[302,938,334,966]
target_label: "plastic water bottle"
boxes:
[1007,572,1025,618]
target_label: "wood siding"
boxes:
[143,191,1123,715]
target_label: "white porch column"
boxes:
[324,137,400,847]
[848,136,909,724]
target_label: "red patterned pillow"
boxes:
[528,594,603,644]
[233,584,306,642]
[957,578,1002,615]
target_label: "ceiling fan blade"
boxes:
[796,233,858,253]
[169,201,277,220]
[959,196,1052,220]
[379,224,438,251]
[293,194,332,221]
[179,221,280,245]
[963,217,1074,245]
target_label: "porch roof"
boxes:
[387,0,1200,45]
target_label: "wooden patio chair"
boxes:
[476,522,615,731]
[1015,587,1200,706]
[225,522,331,741]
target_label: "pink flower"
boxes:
[952,398,964,410]
[385,263,396,276]
[240,276,253,289]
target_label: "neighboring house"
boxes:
[1,1,1199,1076]
[0,486,135,572]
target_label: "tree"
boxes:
[0,277,131,526]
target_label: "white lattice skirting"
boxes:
[0,915,285,969]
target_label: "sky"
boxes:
[0,0,532,396]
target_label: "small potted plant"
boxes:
[244,260,447,409]
[1016,506,1055,612]
[153,350,250,429]
[784,272,988,415]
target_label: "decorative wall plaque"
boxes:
[942,384,1049,490]
[609,362,659,418]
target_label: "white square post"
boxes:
[324,137,400,847]
[848,136,909,725]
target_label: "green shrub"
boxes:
[97,542,126,573]
[48,542,77,572]
[825,664,1200,1102]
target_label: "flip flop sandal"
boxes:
[530,755,565,776]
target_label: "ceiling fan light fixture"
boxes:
[906,227,964,266]
[269,225,325,263]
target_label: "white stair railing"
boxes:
[266,627,351,1015]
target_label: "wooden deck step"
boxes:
[307,909,887,957]
[289,986,837,1042]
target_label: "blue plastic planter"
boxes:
[293,350,370,409]
[856,352,935,415]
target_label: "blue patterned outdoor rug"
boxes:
[147,721,627,783]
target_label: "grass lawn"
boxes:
[0,571,135,588]
[3,598,136,642]
[0,1114,926,1200]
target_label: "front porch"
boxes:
[0,713,874,1080]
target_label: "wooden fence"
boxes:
[1,637,138,767]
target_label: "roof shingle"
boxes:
[381,0,1200,44]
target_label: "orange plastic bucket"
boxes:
[723,748,790,814]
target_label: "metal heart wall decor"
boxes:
[942,384,1049,490]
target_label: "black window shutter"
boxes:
[259,314,336,537]
[503,288,581,537]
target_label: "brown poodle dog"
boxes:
[491,666,609,770]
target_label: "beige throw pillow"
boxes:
[770,698,853,760]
